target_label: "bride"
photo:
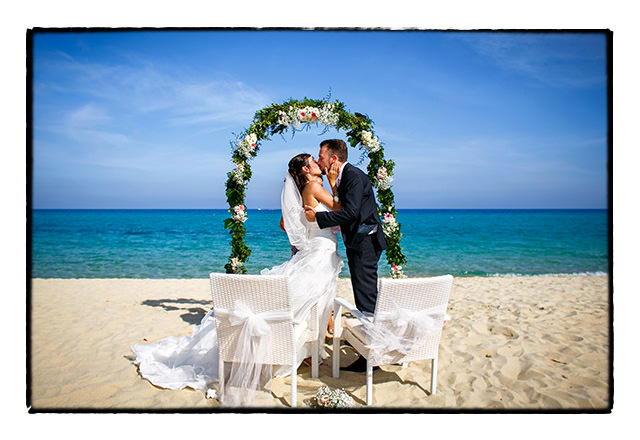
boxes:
[131,153,344,406]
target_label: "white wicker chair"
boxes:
[332,275,453,405]
[209,273,318,407]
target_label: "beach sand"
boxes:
[29,276,610,410]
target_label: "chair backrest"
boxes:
[209,273,295,365]
[373,275,453,363]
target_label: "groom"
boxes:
[305,139,387,370]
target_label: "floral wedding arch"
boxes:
[223,97,407,278]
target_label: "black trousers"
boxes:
[346,233,384,314]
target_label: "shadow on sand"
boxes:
[142,298,211,325]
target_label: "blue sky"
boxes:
[32,30,608,209]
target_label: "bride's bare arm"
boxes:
[303,181,342,210]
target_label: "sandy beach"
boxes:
[28,275,610,410]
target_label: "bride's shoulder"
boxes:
[304,179,323,193]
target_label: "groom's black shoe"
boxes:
[340,356,379,373]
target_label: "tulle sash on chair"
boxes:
[360,301,450,365]
[214,300,293,407]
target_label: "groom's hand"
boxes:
[304,205,316,222]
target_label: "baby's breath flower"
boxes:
[318,103,339,126]
[361,131,381,153]
[375,166,393,190]
[277,102,338,128]
[233,163,246,185]
[236,133,258,158]
[312,386,355,408]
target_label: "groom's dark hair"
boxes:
[320,139,348,162]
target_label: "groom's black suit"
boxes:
[316,163,387,314]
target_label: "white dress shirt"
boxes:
[336,162,347,187]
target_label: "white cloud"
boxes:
[453,33,606,88]
[67,102,111,126]
[37,52,271,128]
[61,103,132,146]
[388,132,605,194]
[169,81,270,126]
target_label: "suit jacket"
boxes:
[316,163,387,251]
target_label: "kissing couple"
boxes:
[277,138,390,374]
[275,138,388,371]
[131,139,387,406]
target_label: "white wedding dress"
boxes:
[130,202,343,402]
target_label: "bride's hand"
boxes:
[327,162,340,185]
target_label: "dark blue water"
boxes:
[30,209,609,278]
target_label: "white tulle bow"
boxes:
[378,305,450,338]
[215,301,292,338]
[362,303,450,362]
[213,301,293,407]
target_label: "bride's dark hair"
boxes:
[288,153,311,194]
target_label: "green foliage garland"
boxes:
[223,97,407,277]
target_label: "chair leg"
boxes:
[218,357,225,403]
[312,338,319,378]
[310,304,319,378]
[431,356,438,395]
[366,359,373,406]
[291,358,297,407]
[332,303,342,379]
[332,333,340,378]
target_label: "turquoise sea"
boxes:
[30,209,609,279]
